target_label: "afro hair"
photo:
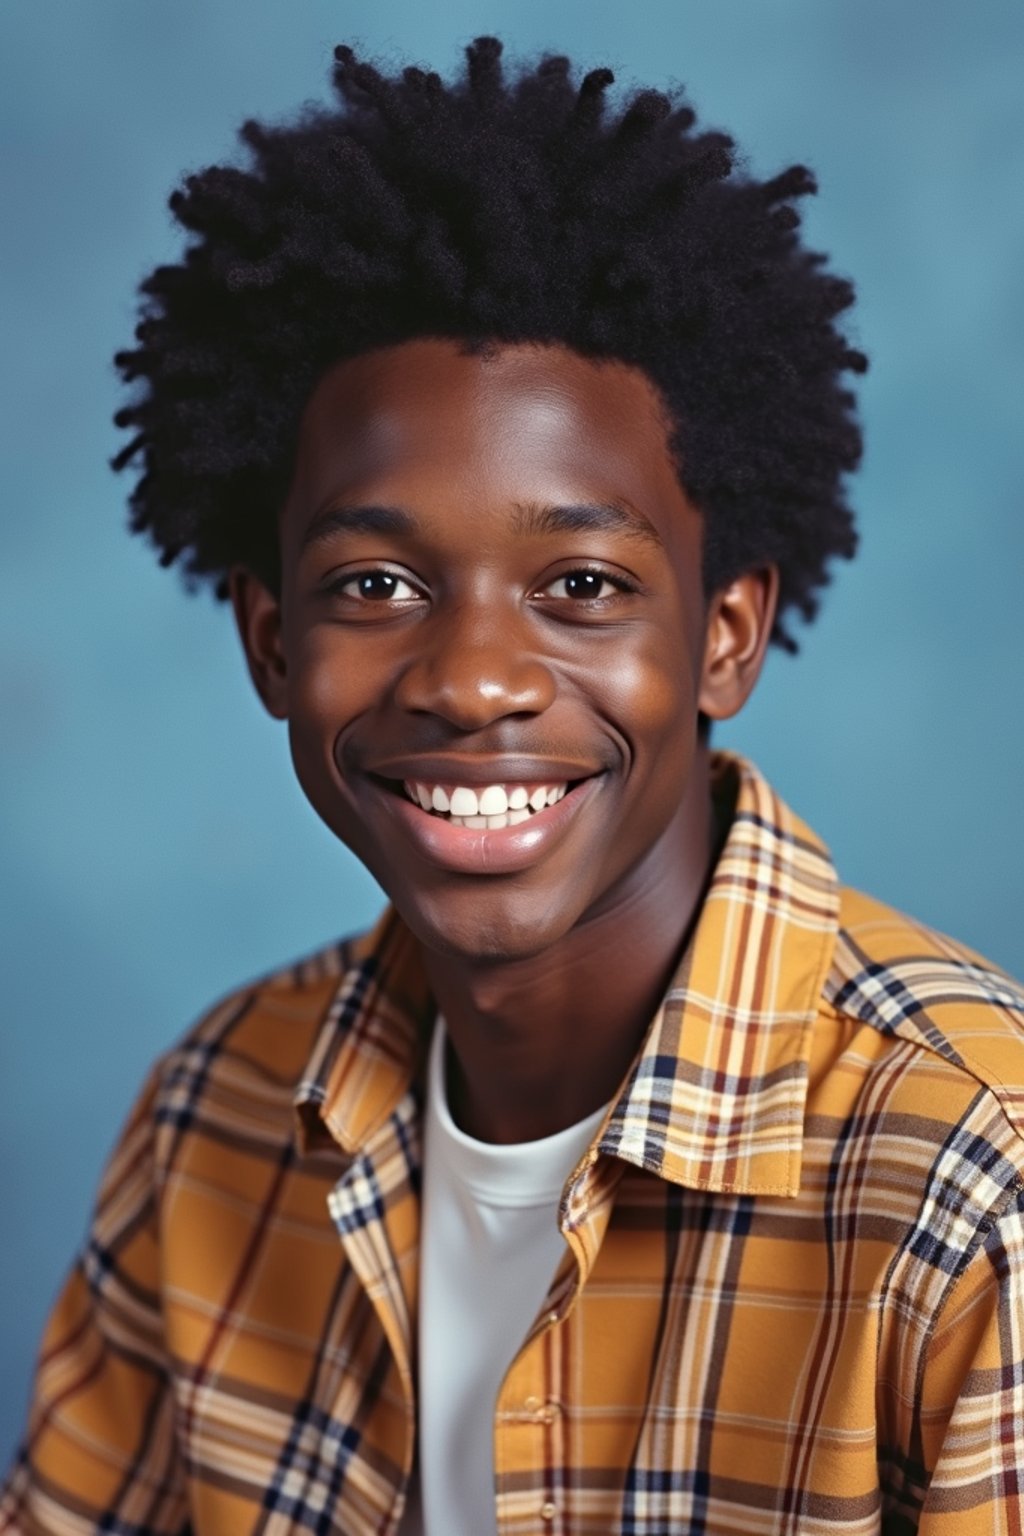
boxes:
[113,36,867,649]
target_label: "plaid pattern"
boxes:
[4,753,1024,1535]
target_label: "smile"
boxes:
[402,780,568,829]
[370,770,603,876]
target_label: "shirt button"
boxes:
[546,1309,559,1326]
[523,1395,541,1413]
[541,1501,557,1521]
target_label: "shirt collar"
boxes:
[295,754,839,1196]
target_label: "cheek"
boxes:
[288,626,386,722]
[594,630,699,757]
[284,631,380,799]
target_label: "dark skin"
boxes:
[232,339,777,1143]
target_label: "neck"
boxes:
[423,745,724,1143]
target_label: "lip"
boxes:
[366,754,603,787]
[368,770,605,875]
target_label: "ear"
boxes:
[228,566,289,720]
[698,566,779,722]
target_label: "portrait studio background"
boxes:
[2,0,1022,1454]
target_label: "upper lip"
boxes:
[365,754,604,785]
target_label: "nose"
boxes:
[392,605,557,729]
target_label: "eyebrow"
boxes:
[300,497,664,551]
[510,500,664,548]
[301,503,417,551]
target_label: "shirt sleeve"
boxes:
[0,1066,189,1536]
[915,1188,1024,1533]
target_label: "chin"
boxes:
[393,885,581,967]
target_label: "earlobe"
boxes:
[698,566,779,722]
[228,567,289,720]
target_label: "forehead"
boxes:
[287,338,693,530]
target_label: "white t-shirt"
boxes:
[398,1021,607,1536]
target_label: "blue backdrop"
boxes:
[2,0,1022,1455]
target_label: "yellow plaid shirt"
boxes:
[4,755,1024,1535]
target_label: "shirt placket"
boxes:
[494,1293,569,1531]
[493,1149,624,1535]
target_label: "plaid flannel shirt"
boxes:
[4,754,1024,1536]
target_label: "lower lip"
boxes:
[376,777,604,875]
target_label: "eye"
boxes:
[330,569,422,602]
[538,569,632,601]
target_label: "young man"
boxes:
[3,37,1023,1536]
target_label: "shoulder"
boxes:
[802,891,1024,1321]
[820,886,1024,1207]
[828,886,1024,1101]
[171,925,377,1056]
[145,923,383,1153]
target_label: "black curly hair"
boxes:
[113,37,867,650]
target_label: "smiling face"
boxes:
[232,339,775,963]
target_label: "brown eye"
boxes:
[543,570,627,600]
[334,570,420,601]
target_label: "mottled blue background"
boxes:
[2,0,1022,1456]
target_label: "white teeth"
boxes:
[478,785,509,816]
[449,786,479,817]
[403,778,571,823]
